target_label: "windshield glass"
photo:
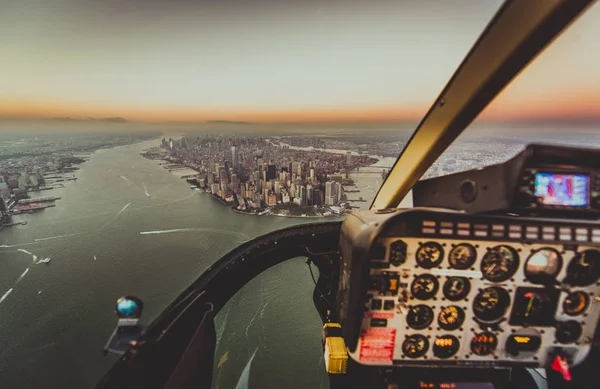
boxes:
[422,2,600,182]
[0,1,596,389]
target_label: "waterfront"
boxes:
[0,139,328,389]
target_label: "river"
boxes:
[0,139,344,389]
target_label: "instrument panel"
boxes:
[349,221,600,369]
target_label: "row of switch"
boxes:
[370,299,396,311]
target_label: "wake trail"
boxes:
[35,232,86,242]
[17,249,38,263]
[245,301,269,339]
[16,268,29,283]
[0,242,39,249]
[234,348,258,389]
[140,227,250,241]
[0,289,13,304]
[116,202,131,217]
[100,202,133,230]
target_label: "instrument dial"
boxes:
[389,240,408,266]
[471,332,498,356]
[407,304,434,330]
[433,335,460,359]
[481,245,519,282]
[449,243,477,270]
[443,277,471,301]
[411,274,439,300]
[438,306,465,331]
[416,242,444,269]
[564,250,600,286]
[508,287,559,327]
[563,291,590,316]
[402,334,429,359]
[525,248,562,283]
[473,287,511,322]
[555,320,582,344]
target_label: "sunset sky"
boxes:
[1,0,599,124]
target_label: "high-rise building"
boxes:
[325,182,333,205]
[334,182,343,204]
[231,146,238,170]
[0,197,7,216]
[346,151,352,165]
[299,186,307,206]
[313,189,322,206]
[267,163,276,181]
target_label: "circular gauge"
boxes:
[481,245,520,282]
[563,291,590,316]
[416,242,444,269]
[407,304,434,329]
[473,287,511,322]
[438,306,465,331]
[411,274,439,300]
[525,248,562,283]
[471,332,498,356]
[564,250,600,286]
[433,335,460,359]
[449,243,477,270]
[402,334,429,359]
[443,277,471,301]
[555,320,582,344]
[390,240,408,266]
[508,288,556,327]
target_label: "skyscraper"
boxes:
[325,181,333,205]
[231,146,238,170]
[0,197,7,216]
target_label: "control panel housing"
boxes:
[337,208,600,369]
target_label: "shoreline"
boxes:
[200,188,342,219]
[230,206,339,219]
[146,139,389,218]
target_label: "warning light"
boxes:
[435,338,455,347]
[419,383,434,389]
[440,384,457,389]
[514,336,531,344]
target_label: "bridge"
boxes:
[340,164,393,174]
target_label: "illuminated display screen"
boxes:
[534,173,589,207]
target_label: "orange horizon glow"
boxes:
[2,87,599,124]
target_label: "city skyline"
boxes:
[1,0,600,125]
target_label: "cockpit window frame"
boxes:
[371,0,596,210]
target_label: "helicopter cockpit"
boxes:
[94,1,599,388]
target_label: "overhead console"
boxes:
[412,143,600,217]
[336,144,600,372]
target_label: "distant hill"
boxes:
[51,116,128,123]
[205,120,252,125]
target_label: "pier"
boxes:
[18,196,61,205]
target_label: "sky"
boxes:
[0,0,599,125]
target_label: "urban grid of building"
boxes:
[150,136,379,215]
